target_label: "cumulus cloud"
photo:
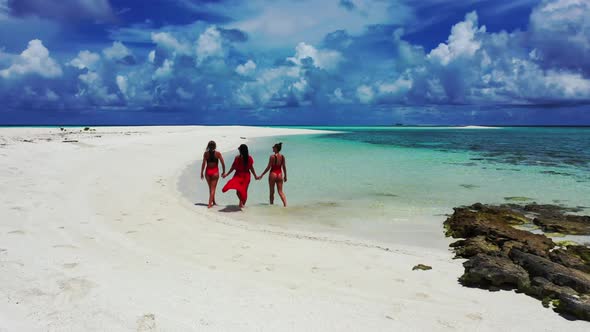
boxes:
[68,50,100,70]
[196,26,224,63]
[0,39,62,78]
[236,59,256,76]
[528,0,590,74]
[287,42,343,71]
[103,41,134,63]
[151,32,191,56]
[428,12,485,66]
[1,0,588,115]
[356,85,374,104]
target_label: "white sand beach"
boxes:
[1,126,587,331]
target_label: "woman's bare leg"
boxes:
[268,173,277,204]
[209,175,219,208]
[206,174,219,208]
[276,177,287,207]
[236,192,244,208]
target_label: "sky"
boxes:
[0,0,589,125]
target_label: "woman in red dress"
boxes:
[222,144,258,208]
[200,140,226,208]
[257,142,287,207]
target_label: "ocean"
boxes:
[183,126,590,248]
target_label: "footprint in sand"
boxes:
[137,313,156,331]
[57,277,94,301]
[53,244,78,249]
[126,230,138,234]
[415,292,430,299]
[8,230,25,235]
[466,313,483,321]
[437,319,455,329]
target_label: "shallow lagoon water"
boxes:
[183,127,590,247]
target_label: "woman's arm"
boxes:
[257,156,273,180]
[282,155,287,182]
[218,151,226,174]
[249,158,259,179]
[223,157,236,178]
[200,152,207,180]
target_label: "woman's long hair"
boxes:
[238,144,249,168]
[206,141,216,162]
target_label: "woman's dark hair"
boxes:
[206,141,217,162]
[273,142,283,152]
[238,144,249,168]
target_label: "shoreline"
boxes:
[1,125,588,331]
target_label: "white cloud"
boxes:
[151,32,191,55]
[225,0,412,48]
[428,12,485,66]
[356,85,374,104]
[236,59,256,76]
[68,50,101,70]
[378,78,413,95]
[0,39,62,79]
[103,41,132,61]
[116,75,128,97]
[329,88,352,104]
[196,26,223,63]
[77,71,119,104]
[176,87,194,99]
[287,42,342,70]
[153,59,174,80]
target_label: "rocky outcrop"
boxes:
[445,203,590,321]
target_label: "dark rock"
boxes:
[460,254,530,290]
[445,202,590,321]
[510,249,590,294]
[444,205,554,256]
[524,203,583,215]
[533,215,590,235]
[529,277,578,302]
[450,236,500,258]
[556,294,590,321]
[412,264,432,271]
[549,246,590,273]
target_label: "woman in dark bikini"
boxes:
[200,140,225,208]
[257,142,287,207]
[222,144,259,209]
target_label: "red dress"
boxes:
[222,156,254,203]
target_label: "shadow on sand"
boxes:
[218,205,242,213]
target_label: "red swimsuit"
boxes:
[205,151,219,177]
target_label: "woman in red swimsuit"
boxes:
[200,141,225,208]
[222,144,259,209]
[257,142,287,207]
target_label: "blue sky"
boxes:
[0,0,589,125]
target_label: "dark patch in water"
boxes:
[504,196,534,202]
[540,170,572,176]
[372,192,399,198]
[460,184,479,189]
[326,128,590,176]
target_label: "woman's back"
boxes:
[233,155,253,173]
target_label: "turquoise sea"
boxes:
[184,127,590,248]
